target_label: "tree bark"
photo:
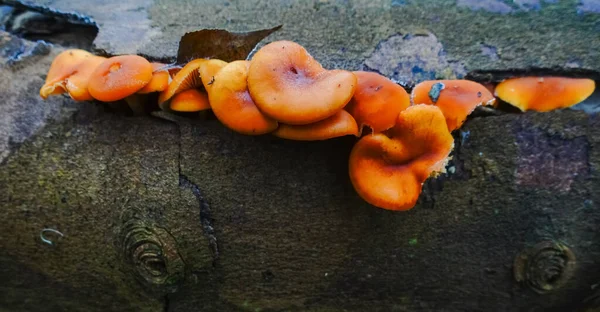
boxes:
[2,104,599,311]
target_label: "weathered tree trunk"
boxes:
[1,0,600,311]
[2,101,600,311]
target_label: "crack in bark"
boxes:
[171,117,219,264]
[162,294,170,312]
[466,67,600,83]
[179,174,219,264]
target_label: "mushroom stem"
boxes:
[125,94,147,115]
[197,110,211,120]
[105,101,128,114]
[159,99,172,112]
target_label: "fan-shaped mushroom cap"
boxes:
[273,110,358,141]
[198,59,228,90]
[494,77,595,112]
[412,80,495,131]
[208,60,278,135]
[40,49,106,101]
[345,71,410,134]
[349,104,454,211]
[88,55,153,102]
[247,40,357,125]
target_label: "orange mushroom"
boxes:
[40,49,106,101]
[494,77,595,112]
[412,80,495,131]
[273,110,358,141]
[344,71,410,134]
[198,59,228,90]
[349,104,454,211]
[208,60,278,135]
[157,58,206,109]
[88,55,153,102]
[137,62,170,94]
[169,89,211,112]
[40,49,91,99]
[247,40,357,125]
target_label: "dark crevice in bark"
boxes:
[466,67,600,83]
[179,174,219,265]
[0,0,98,49]
[152,111,220,265]
[163,294,170,312]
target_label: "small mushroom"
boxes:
[169,89,210,112]
[273,110,359,141]
[88,55,153,102]
[158,59,206,110]
[40,49,106,101]
[345,71,410,134]
[137,62,170,94]
[247,40,357,125]
[40,49,92,99]
[494,77,595,112]
[348,104,454,211]
[208,60,278,135]
[198,59,228,90]
[411,80,495,131]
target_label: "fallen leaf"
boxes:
[176,25,282,64]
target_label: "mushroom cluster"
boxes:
[40,42,596,211]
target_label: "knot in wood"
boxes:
[122,222,185,294]
[513,241,576,294]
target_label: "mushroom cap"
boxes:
[198,59,228,90]
[88,55,153,102]
[63,55,108,101]
[247,40,357,125]
[169,89,211,112]
[349,104,454,211]
[137,62,170,94]
[40,49,97,99]
[273,110,359,141]
[412,80,495,131]
[345,71,410,134]
[158,58,206,105]
[494,77,595,112]
[208,60,278,135]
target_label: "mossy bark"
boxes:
[2,1,600,311]
[2,106,599,311]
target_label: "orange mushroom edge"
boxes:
[349,104,454,211]
[137,62,170,94]
[247,40,357,125]
[169,89,211,112]
[345,71,410,134]
[411,79,495,131]
[494,77,595,112]
[273,110,359,141]
[158,58,207,110]
[40,49,106,101]
[208,60,278,135]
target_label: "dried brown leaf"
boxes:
[176,25,282,64]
